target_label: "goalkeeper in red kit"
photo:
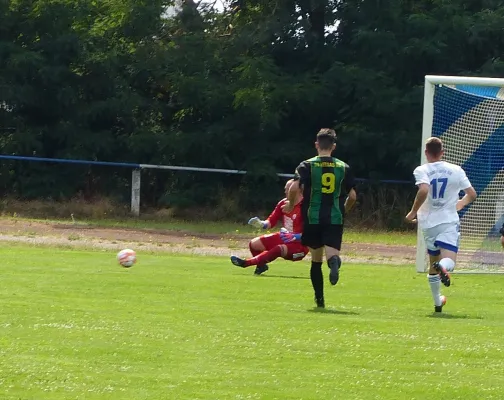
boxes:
[230,179,309,275]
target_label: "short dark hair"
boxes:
[425,137,443,157]
[316,128,337,150]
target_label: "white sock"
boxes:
[428,274,443,306]
[439,257,455,272]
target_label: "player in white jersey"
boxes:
[406,137,477,312]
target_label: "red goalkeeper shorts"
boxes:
[259,233,308,261]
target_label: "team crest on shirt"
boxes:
[292,214,297,220]
[284,217,294,232]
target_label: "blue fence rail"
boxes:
[0,154,412,215]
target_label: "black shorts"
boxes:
[301,224,344,250]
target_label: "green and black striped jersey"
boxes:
[295,156,355,225]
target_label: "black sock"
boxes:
[310,262,324,299]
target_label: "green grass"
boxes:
[1,215,417,246]
[1,245,504,399]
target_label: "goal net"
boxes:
[416,75,504,273]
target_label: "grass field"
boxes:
[1,216,417,246]
[1,244,504,400]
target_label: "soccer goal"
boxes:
[416,75,504,273]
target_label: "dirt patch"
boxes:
[0,219,415,264]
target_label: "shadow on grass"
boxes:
[308,308,359,316]
[427,313,483,320]
[260,274,310,280]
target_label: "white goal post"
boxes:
[416,75,504,273]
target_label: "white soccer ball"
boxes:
[117,249,136,268]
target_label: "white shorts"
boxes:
[422,222,460,256]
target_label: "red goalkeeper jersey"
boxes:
[267,198,304,233]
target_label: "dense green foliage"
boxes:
[1,0,504,213]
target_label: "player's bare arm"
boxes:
[345,188,357,212]
[282,180,300,213]
[406,183,429,222]
[456,186,477,211]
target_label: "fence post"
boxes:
[131,169,141,216]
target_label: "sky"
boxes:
[165,0,225,16]
[165,2,339,33]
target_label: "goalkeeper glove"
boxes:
[280,231,301,243]
[248,217,267,229]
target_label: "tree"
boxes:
[2,0,504,213]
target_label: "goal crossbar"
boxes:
[425,75,504,87]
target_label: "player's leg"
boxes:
[432,223,459,287]
[423,226,446,312]
[428,253,446,312]
[432,249,455,288]
[250,234,287,275]
[283,243,308,262]
[246,244,287,266]
[250,236,269,275]
[231,244,285,267]
[322,225,343,286]
[249,237,266,256]
[302,224,325,308]
[309,247,325,308]
[230,233,281,274]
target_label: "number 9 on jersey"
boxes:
[321,173,335,194]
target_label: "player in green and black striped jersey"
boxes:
[284,128,356,308]
[297,155,352,226]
